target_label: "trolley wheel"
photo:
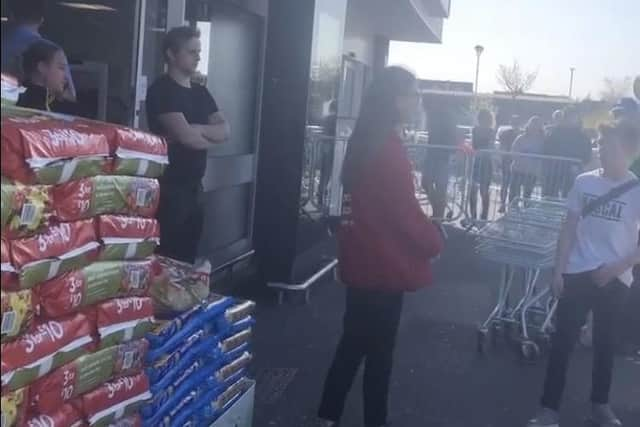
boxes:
[520,340,541,362]
[477,328,489,354]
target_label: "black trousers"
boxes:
[156,183,203,264]
[319,287,404,426]
[541,273,629,411]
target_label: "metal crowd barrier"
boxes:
[301,136,585,227]
[406,143,472,222]
[299,133,348,217]
[465,149,584,225]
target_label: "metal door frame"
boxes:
[132,0,186,128]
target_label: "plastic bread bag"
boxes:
[24,403,86,427]
[97,216,160,262]
[109,127,168,179]
[52,176,160,222]
[143,364,247,427]
[1,113,110,185]
[75,373,150,427]
[214,300,256,333]
[30,339,148,413]
[93,297,155,349]
[11,219,100,289]
[1,313,95,391]
[148,335,221,393]
[145,295,232,352]
[37,260,156,318]
[145,329,207,384]
[151,256,211,316]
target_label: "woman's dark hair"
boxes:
[22,40,62,82]
[342,66,417,191]
[163,26,201,62]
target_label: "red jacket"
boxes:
[338,134,444,292]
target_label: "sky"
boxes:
[388,0,639,99]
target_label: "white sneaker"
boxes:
[527,407,560,427]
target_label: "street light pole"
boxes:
[569,67,576,98]
[474,45,484,107]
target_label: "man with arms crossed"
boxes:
[146,26,230,264]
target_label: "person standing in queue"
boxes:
[469,109,496,221]
[146,26,230,264]
[497,115,523,211]
[527,121,640,427]
[318,67,444,427]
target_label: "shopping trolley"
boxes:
[475,198,567,361]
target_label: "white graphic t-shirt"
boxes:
[566,169,640,286]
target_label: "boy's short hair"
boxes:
[8,0,46,23]
[163,26,200,62]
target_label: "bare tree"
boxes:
[600,76,633,102]
[496,61,538,98]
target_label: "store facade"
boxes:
[1,0,450,280]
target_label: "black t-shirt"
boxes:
[146,74,219,187]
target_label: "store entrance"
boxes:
[186,1,264,268]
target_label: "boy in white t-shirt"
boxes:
[528,121,640,427]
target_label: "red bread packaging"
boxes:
[25,403,86,427]
[29,339,148,413]
[97,216,160,261]
[1,114,110,185]
[10,219,100,289]
[37,260,156,318]
[76,373,150,427]
[110,128,168,178]
[1,313,94,391]
[52,176,160,221]
[93,297,155,348]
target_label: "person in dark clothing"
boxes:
[318,67,443,427]
[469,109,495,221]
[16,40,67,112]
[421,108,459,219]
[542,108,592,199]
[146,26,229,264]
[497,115,522,211]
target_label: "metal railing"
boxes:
[407,143,472,222]
[300,136,586,226]
[464,149,584,224]
[299,134,348,217]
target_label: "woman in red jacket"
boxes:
[318,67,444,427]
